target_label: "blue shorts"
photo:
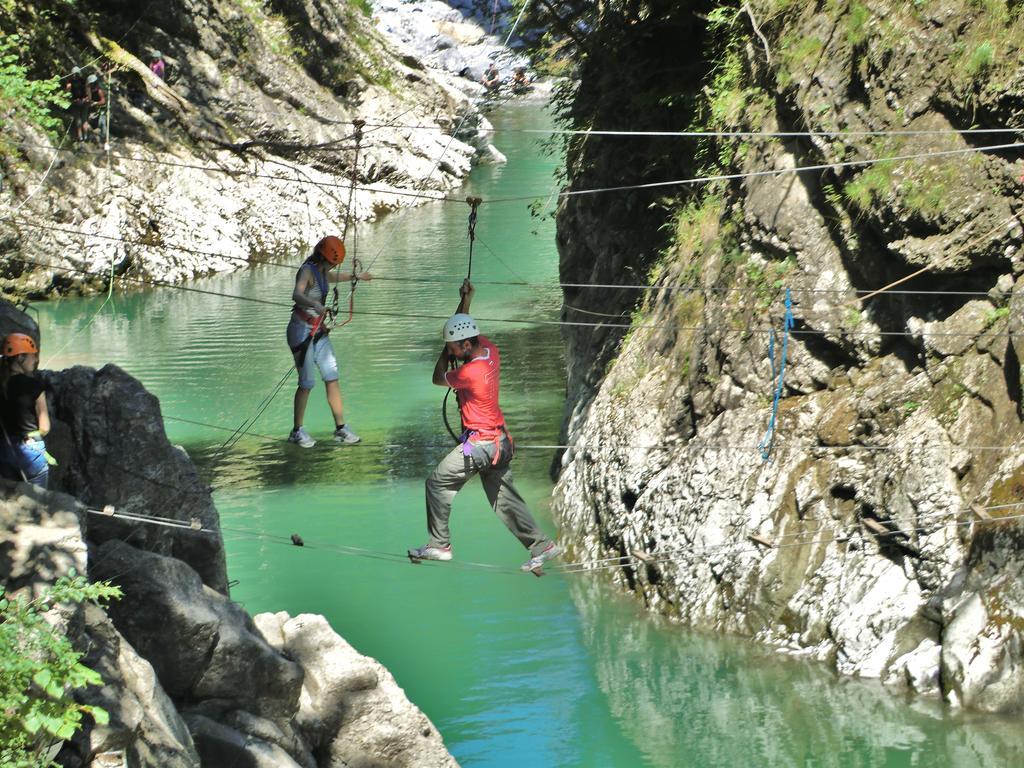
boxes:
[0,437,49,488]
[287,318,339,390]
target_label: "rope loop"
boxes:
[758,288,794,462]
[465,196,482,279]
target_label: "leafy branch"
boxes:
[0,571,122,767]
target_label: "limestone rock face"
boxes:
[0,482,87,595]
[255,611,459,768]
[552,1,1024,714]
[67,604,202,768]
[0,0,501,300]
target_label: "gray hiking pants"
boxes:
[426,436,551,555]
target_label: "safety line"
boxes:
[11,136,1023,206]
[13,252,1022,341]
[10,142,447,204]
[82,500,1024,578]
[202,114,1024,140]
[484,140,1024,203]
[163,414,1023,455]
[0,124,72,224]
[485,127,1024,139]
[21,216,1020,300]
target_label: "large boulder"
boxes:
[0,481,86,595]
[60,604,201,768]
[91,540,303,719]
[41,364,227,593]
[255,611,459,768]
[0,298,39,342]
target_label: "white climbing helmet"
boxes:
[443,313,479,342]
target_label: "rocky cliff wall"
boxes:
[0,0,501,300]
[552,0,1024,713]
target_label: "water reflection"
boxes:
[570,577,1024,768]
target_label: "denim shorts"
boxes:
[0,437,49,488]
[287,318,339,390]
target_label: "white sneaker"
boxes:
[521,542,562,572]
[288,427,316,448]
[334,424,361,444]
[408,544,453,562]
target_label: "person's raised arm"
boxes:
[456,278,473,314]
[327,270,373,283]
[432,345,451,386]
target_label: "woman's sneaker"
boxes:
[521,542,562,572]
[334,424,361,444]
[408,544,453,562]
[288,427,315,448]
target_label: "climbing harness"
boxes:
[758,288,794,462]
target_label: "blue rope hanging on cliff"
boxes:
[758,288,794,462]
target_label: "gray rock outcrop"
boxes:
[256,612,458,768]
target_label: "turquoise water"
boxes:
[33,103,1024,767]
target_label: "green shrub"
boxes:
[0,35,67,133]
[966,40,995,79]
[0,571,122,767]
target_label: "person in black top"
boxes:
[65,67,92,142]
[87,73,107,142]
[0,333,51,488]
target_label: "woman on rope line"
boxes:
[0,333,53,488]
[408,279,562,573]
[287,235,371,448]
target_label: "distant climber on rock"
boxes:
[482,63,501,93]
[408,279,562,573]
[87,73,107,141]
[0,334,52,488]
[149,49,166,81]
[65,67,91,142]
[287,235,372,448]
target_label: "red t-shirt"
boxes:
[444,336,505,438]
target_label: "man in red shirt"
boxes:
[409,280,561,572]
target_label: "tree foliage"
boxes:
[0,34,68,133]
[0,571,122,768]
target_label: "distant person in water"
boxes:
[407,279,562,572]
[0,334,51,488]
[286,235,372,448]
[482,63,501,92]
[511,67,530,93]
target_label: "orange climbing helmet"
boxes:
[2,333,38,357]
[314,235,346,266]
